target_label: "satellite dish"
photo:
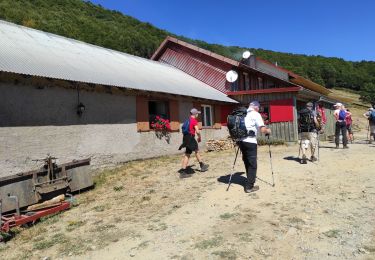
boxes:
[242,50,252,59]
[226,70,238,83]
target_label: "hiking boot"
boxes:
[301,155,307,164]
[244,185,259,193]
[179,173,192,178]
[178,168,192,178]
[200,162,209,172]
[343,145,349,149]
[311,156,318,162]
[335,145,339,149]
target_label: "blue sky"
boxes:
[89,0,375,61]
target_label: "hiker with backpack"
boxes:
[178,108,209,178]
[363,107,375,144]
[298,102,319,164]
[228,101,271,193]
[345,108,354,143]
[316,102,327,134]
[334,102,349,149]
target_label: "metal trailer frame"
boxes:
[0,157,92,213]
[0,197,71,234]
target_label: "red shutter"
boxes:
[269,99,294,123]
[221,105,235,126]
[136,96,150,132]
[169,100,180,131]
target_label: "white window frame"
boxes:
[201,105,213,127]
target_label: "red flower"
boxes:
[151,115,172,131]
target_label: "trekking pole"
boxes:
[267,135,275,187]
[317,132,320,161]
[226,145,240,191]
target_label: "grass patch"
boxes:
[194,236,223,250]
[93,205,108,212]
[0,231,12,242]
[58,238,93,256]
[113,185,124,192]
[258,138,285,146]
[16,226,46,242]
[219,213,239,220]
[363,245,375,252]
[66,220,86,232]
[95,229,125,249]
[93,169,117,187]
[92,224,116,233]
[212,250,237,259]
[142,196,151,201]
[0,242,8,252]
[9,249,33,260]
[323,229,341,238]
[236,232,253,242]
[147,223,167,231]
[33,233,68,250]
[40,213,62,224]
[287,217,306,230]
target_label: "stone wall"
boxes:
[0,80,228,176]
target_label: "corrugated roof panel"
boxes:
[0,20,237,103]
[159,48,230,93]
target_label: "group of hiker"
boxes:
[297,101,354,163]
[177,100,374,193]
[177,102,270,193]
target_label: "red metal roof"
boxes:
[152,36,332,97]
[152,36,239,67]
[158,47,232,93]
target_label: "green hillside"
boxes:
[0,0,374,103]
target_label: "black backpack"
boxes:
[369,110,375,123]
[227,107,249,141]
[299,108,316,132]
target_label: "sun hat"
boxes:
[190,108,201,115]
[250,101,260,107]
[333,102,342,107]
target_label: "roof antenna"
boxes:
[242,50,252,59]
[226,70,238,83]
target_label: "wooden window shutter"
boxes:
[136,96,150,132]
[169,100,180,131]
[213,105,222,129]
[193,102,202,129]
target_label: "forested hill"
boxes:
[0,0,374,102]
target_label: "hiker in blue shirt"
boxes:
[363,107,375,144]
[333,103,349,149]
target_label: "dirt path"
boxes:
[1,127,374,260]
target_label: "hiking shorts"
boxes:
[301,132,318,151]
[182,134,198,155]
[346,124,353,134]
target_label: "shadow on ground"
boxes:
[283,156,301,163]
[217,172,246,187]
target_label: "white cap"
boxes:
[334,102,342,107]
[190,108,201,115]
